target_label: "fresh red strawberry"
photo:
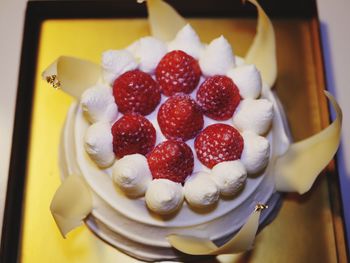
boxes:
[147,140,194,183]
[113,69,161,115]
[194,124,243,168]
[196,75,241,120]
[158,94,204,141]
[155,50,201,96]
[112,114,156,158]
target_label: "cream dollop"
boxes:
[227,65,262,99]
[241,131,270,174]
[127,36,167,73]
[84,122,115,168]
[101,50,138,85]
[232,98,273,135]
[199,35,235,76]
[81,84,118,123]
[184,172,219,208]
[112,154,152,197]
[145,179,184,214]
[211,160,247,196]
[235,56,245,66]
[168,24,204,59]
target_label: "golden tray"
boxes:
[0,1,347,262]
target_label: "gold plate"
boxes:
[20,18,346,262]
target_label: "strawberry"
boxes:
[158,94,204,141]
[194,124,244,168]
[147,140,194,183]
[196,75,241,120]
[112,114,156,158]
[155,50,201,96]
[113,69,161,115]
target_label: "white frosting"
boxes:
[232,98,273,135]
[199,35,235,76]
[235,56,245,66]
[127,36,167,73]
[227,64,262,99]
[211,160,247,196]
[80,84,118,123]
[101,50,138,85]
[241,131,270,174]
[168,24,204,59]
[145,179,184,214]
[112,154,152,197]
[84,122,115,168]
[184,172,219,208]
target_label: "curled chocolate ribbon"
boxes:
[275,91,342,194]
[167,204,267,255]
[145,0,187,41]
[42,56,101,99]
[51,104,93,237]
[245,0,277,87]
[50,174,93,237]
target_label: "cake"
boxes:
[46,0,342,262]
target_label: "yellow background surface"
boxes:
[20,18,343,262]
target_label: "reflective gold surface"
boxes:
[20,19,344,262]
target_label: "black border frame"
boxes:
[4,1,347,263]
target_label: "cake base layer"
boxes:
[85,192,282,262]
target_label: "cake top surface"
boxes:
[78,23,276,216]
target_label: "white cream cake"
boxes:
[57,24,291,261]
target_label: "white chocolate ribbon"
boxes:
[275,91,342,194]
[42,56,101,99]
[245,0,277,87]
[50,174,93,237]
[145,0,187,41]
[167,204,267,255]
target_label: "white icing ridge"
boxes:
[101,50,138,85]
[211,160,247,196]
[112,154,152,197]
[184,172,219,208]
[241,131,270,174]
[81,84,118,123]
[84,121,115,168]
[127,36,167,73]
[227,64,262,99]
[199,35,236,76]
[145,179,184,214]
[168,24,204,59]
[232,98,273,135]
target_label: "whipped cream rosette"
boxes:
[44,0,342,261]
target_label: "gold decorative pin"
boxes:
[255,203,268,212]
[46,75,61,89]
